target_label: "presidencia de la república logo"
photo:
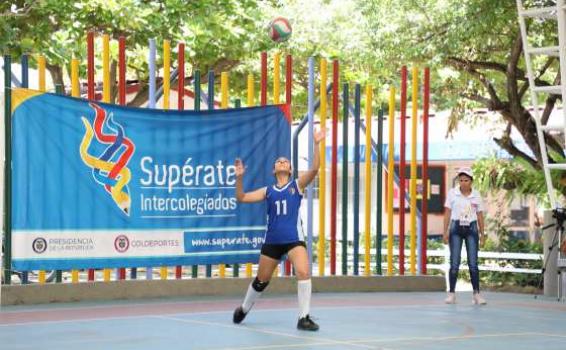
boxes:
[79,103,135,216]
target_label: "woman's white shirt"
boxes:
[444,187,484,225]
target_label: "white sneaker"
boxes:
[445,292,456,304]
[473,293,487,305]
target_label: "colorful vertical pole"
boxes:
[285,55,293,276]
[353,84,361,276]
[318,59,327,276]
[192,68,201,279]
[341,83,349,275]
[307,57,315,275]
[38,55,46,92]
[246,73,255,278]
[399,66,407,275]
[163,40,170,110]
[175,42,185,280]
[3,55,12,285]
[102,34,112,283]
[194,70,200,112]
[330,60,339,275]
[177,42,185,110]
[376,107,384,275]
[364,85,372,276]
[158,38,168,281]
[206,70,215,278]
[37,54,47,285]
[20,54,29,284]
[387,88,396,275]
[421,67,430,275]
[273,53,280,104]
[71,58,80,283]
[87,31,95,281]
[261,52,267,106]
[410,67,419,275]
[219,71,229,279]
[119,36,126,106]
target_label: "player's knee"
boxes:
[295,268,310,280]
[252,277,270,292]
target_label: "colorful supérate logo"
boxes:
[79,103,135,215]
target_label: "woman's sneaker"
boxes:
[297,315,319,331]
[233,306,248,324]
[473,293,487,305]
[445,292,456,304]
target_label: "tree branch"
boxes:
[493,135,538,168]
[447,58,503,108]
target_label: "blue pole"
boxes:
[307,57,314,275]
[145,39,157,281]
[353,84,361,275]
[149,39,156,108]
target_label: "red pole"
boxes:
[118,36,126,106]
[118,36,127,281]
[399,66,407,275]
[177,43,185,110]
[176,42,185,279]
[285,55,293,276]
[261,52,267,106]
[87,31,95,282]
[330,60,339,275]
[87,31,95,100]
[421,67,430,275]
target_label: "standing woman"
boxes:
[443,167,487,305]
[232,128,326,331]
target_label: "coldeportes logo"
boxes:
[114,235,130,253]
[79,103,135,215]
[32,238,47,254]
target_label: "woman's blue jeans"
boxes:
[448,220,480,293]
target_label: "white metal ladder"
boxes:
[516,0,566,301]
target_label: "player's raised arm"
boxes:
[297,128,326,191]
[235,158,266,203]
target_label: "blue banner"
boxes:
[11,89,291,270]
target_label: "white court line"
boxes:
[154,315,380,350]
[0,303,439,323]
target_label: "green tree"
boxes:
[360,0,564,187]
[1,0,272,106]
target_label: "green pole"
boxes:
[376,107,384,275]
[3,55,12,285]
[341,83,349,275]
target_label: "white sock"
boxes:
[242,282,261,313]
[297,279,312,318]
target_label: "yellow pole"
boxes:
[273,53,280,104]
[102,34,112,282]
[71,59,80,97]
[219,71,229,278]
[410,67,419,275]
[102,34,110,103]
[71,58,80,283]
[387,88,395,276]
[160,40,171,281]
[246,73,255,278]
[318,58,327,276]
[364,85,372,276]
[38,56,46,92]
[163,40,170,110]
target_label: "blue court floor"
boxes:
[1,291,565,350]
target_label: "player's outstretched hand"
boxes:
[235,158,246,177]
[314,128,326,144]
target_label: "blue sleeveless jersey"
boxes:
[264,179,304,244]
